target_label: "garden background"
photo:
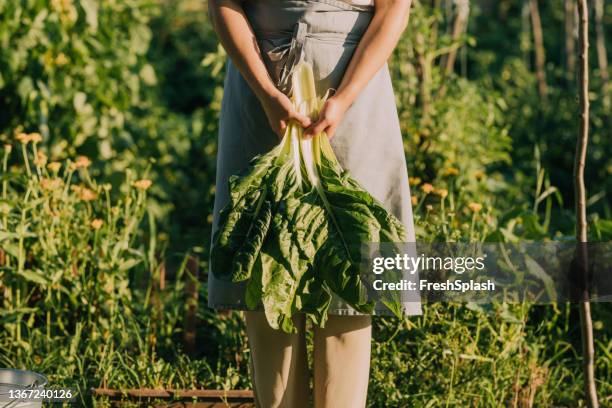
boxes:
[0,0,610,406]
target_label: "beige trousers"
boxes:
[244,311,372,408]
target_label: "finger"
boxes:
[277,120,287,139]
[325,124,337,139]
[304,118,329,138]
[288,111,312,128]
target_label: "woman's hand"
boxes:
[209,2,310,139]
[260,90,312,139]
[303,96,350,139]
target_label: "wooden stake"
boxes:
[443,0,469,76]
[593,0,609,84]
[593,0,610,115]
[575,1,598,406]
[564,0,576,79]
[184,255,200,356]
[529,0,548,102]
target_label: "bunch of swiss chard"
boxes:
[211,62,407,332]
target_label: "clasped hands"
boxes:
[260,89,350,140]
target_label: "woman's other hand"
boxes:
[303,96,349,139]
[261,90,312,139]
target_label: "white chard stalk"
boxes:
[290,62,350,254]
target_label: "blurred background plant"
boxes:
[0,0,610,406]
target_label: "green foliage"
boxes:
[468,2,611,219]
[0,140,248,405]
[0,0,224,254]
[389,2,513,244]
[0,0,610,406]
[369,303,611,407]
[0,0,157,157]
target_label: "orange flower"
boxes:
[28,132,42,143]
[420,183,434,194]
[411,196,418,206]
[16,133,30,144]
[75,155,92,169]
[40,178,62,191]
[444,167,459,176]
[91,219,103,230]
[468,202,482,212]
[133,179,152,190]
[434,188,448,198]
[71,185,97,201]
[3,144,12,154]
[81,188,97,201]
[47,162,62,173]
[55,52,68,66]
[34,151,48,167]
[15,132,42,144]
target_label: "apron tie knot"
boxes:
[267,21,308,95]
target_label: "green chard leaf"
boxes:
[211,61,408,332]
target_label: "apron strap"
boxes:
[273,22,308,95]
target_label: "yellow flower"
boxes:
[133,179,152,190]
[434,188,448,198]
[411,196,418,206]
[408,177,421,186]
[468,202,483,212]
[426,204,433,212]
[55,52,68,66]
[47,162,62,173]
[75,155,92,169]
[420,183,434,194]
[51,0,62,11]
[52,0,77,25]
[43,50,54,68]
[91,219,103,230]
[3,144,12,154]
[34,151,48,167]
[444,167,460,176]
[40,178,62,191]
[473,170,485,180]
